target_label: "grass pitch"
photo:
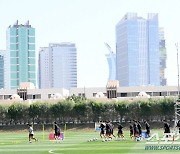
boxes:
[0,129,180,154]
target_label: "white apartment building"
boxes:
[39,47,50,88]
[0,85,179,101]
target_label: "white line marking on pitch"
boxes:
[48,149,62,154]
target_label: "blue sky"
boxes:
[0,0,180,87]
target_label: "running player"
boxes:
[54,121,61,142]
[137,121,142,136]
[163,120,170,137]
[117,123,125,140]
[144,120,150,137]
[28,124,38,143]
[133,120,139,138]
[99,121,106,139]
[129,121,134,138]
[109,122,116,139]
[105,121,112,140]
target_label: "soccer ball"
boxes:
[102,139,105,142]
[136,137,141,141]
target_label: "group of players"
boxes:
[27,119,180,143]
[99,120,150,141]
[99,119,180,142]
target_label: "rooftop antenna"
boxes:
[25,20,29,25]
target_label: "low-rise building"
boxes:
[0,85,179,102]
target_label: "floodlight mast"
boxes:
[176,43,180,97]
[175,43,180,133]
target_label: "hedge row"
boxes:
[0,97,175,125]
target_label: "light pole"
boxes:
[175,43,180,133]
[175,43,180,98]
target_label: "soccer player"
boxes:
[105,121,113,140]
[129,121,134,139]
[137,121,142,136]
[99,121,106,139]
[109,122,116,139]
[117,123,125,140]
[133,120,139,138]
[144,120,150,137]
[28,124,38,143]
[163,120,170,137]
[54,121,61,142]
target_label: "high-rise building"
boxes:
[7,21,36,89]
[39,43,77,89]
[0,50,9,89]
[116,13,160,87]
[105,43,116,80]
[159,28,167,86]
[0,51,5,89]
[38,47,50,89]
[0,55,4,89]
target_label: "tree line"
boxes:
[0,96,175,125]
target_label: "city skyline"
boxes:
[0,0,180,87]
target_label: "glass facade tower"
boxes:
[38,47,50,89]
[7,21,36,89]
[116,13,160,87]
[39,43,77,89]
[0,54,4,89]
[159,28,167,85]
[0,50,9,89]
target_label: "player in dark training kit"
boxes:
[144,120,150,137]
[117,123,125,140]
[129,121,134,139]
[54,121,61,142]
[99,121,106,139]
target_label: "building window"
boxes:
[27,95,33,99]
[33,94,41,99]
[48,94,51,98]
[120,93,127,97]
[93,93,97,97]
[4,95,11,100]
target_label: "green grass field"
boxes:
[0,129,180,154]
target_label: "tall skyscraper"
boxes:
[7,21,36,89]
[38,47,50,89]
[0,51,5,89]
[159,28,167,86]
[0,50,9,89]
[105,43,116,80]
[116,13,160,87]
[39,43,77,89]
